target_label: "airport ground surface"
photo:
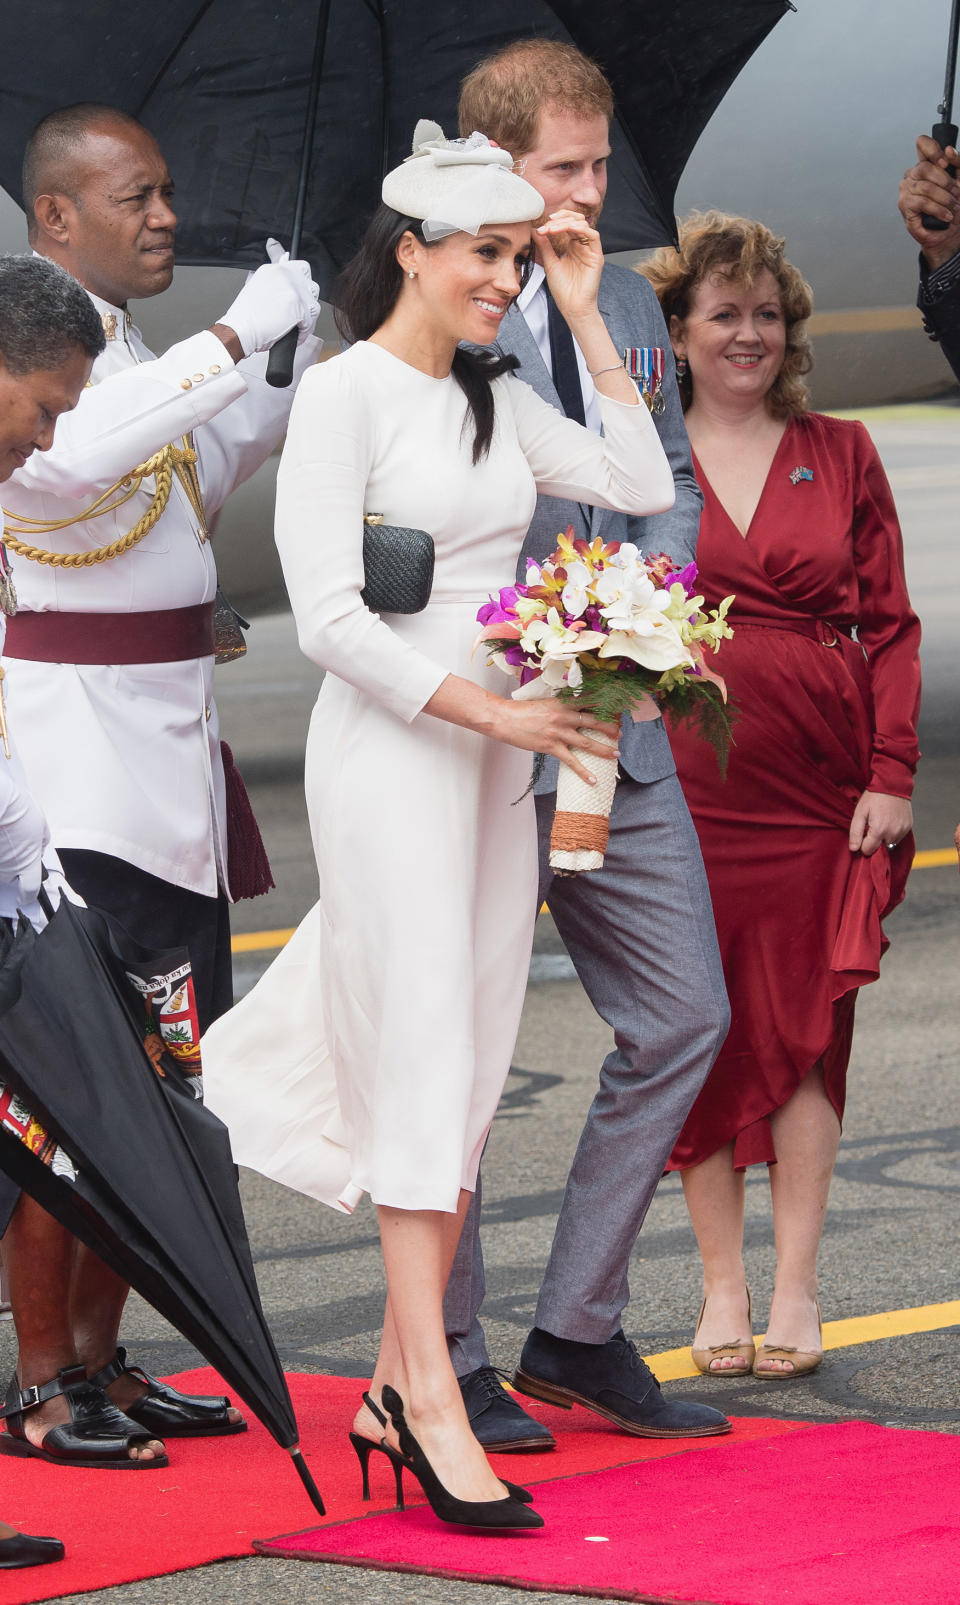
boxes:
[4,405,957,1604]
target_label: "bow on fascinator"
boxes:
[406,120,517,242]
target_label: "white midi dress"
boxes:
[202,339,674,1214]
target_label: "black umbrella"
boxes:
[0,894,324,1516]
[0,0,793,284]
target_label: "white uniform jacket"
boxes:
[2,293,321,898]
[0,609,68,926]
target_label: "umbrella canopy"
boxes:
[0,0,794,292]
[0,895,324,1515]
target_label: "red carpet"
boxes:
[258,1420,960,1605]
[0,1366,799,1602]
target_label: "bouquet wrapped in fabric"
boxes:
[476,529,735,873]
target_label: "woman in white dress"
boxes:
[203,126,675,1529]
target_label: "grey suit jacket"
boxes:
[498,262,703,790]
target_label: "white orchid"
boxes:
[594,569,694,672]
[560,560,593,619]
[512,607,606,697]
[598,567,670,629]
[591,565,628,608]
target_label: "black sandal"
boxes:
[0,1366,169,1469]
[90,1346,246,1438]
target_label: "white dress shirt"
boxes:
[516,263,602,435]
[2,293,321,898]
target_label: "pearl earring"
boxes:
[408,270,416,280]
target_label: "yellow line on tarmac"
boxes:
[230,848,956,955]
[914,847,957,868]
[645,1299,960,1382]
[231,927,294,954]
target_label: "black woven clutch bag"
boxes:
[361,515,435,615]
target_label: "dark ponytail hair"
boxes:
[334,204,519,464]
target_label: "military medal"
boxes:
[0,544,17,618]
[623,347,666,414]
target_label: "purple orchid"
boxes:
[668,562,699,599]
[476,585,521,627]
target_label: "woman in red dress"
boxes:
[642,216,921,1379]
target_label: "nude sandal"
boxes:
[753,1302,823,1379]
[692,1289,755,1376]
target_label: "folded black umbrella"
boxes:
[0,0,794,281]
[0,894,324,1515]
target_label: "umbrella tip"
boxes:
[290,1447,326,1516]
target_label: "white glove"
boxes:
[0,784,49,898]
[220,239,321,357]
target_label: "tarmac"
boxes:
[2,404,957,1604]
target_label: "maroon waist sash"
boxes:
[4,603,216,665]
[727,614,854,646]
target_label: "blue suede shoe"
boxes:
[513,1327,731,1439]
[459,1366,556,1452]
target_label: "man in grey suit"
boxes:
[443,39,731,1450]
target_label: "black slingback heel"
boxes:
[379,1384,543,1530]
[348,1391,407,1507]
[349,1389,536,1507]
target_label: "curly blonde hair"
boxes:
[640,212,814,419]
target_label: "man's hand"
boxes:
[216,244,321,359]
[848,790,913,857]
[898,135,960,270]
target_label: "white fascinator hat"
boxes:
[381,120,543,242]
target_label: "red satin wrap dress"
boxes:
[667,413,921,1171]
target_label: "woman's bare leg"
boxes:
[354,1190,505,1502]
[759,1065,840,1372]
[680,1142,753,1372]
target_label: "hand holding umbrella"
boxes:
[921,0,960,229]
[217,240,321,365]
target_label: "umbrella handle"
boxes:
[921,120,958,231]
[266,326,299,389]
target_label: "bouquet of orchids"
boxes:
[476,529,735,873]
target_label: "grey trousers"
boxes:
[443,771,729,1371]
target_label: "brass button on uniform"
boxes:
[208,364,221,375]
[193,372,205,383]
[180,378,192,390]
[204,704,211,721]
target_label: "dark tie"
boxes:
[544,281,586,426]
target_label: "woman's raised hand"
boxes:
[537,209,605,325]
[491,697,620,786]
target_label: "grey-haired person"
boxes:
[0,250,105,1560]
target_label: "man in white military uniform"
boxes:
[0,103,321,1457]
